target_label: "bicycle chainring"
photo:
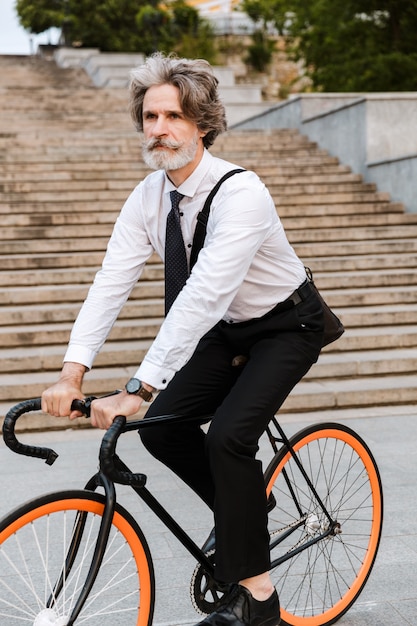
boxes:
[190,550,231,615]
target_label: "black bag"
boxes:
[305,267,345,347]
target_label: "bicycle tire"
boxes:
[0,490,155,626]
[264,422,383,626]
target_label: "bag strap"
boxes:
[190,168,245,270]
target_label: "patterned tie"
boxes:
[165,190,188,314]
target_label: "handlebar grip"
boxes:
[2,397,94,464]
[99,415,146,488]
[3,398,59,465]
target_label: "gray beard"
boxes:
[142,135,199,171]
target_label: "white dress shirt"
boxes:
[64,149,306,389]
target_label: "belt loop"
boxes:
[289,279,311,306]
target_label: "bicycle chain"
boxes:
[190,516,309,614]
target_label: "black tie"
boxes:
[165,190,188,314]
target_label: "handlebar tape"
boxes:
[2,397,92,465]
[99,416,146,488]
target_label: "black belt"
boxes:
[287,279,312,306]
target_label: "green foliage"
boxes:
[240,0,282,72]
[241,0,290,35]
[170,0,217,63]
[15,0,217,61]
[240,0,417,91]
[16,0,65,34]
[245,30,275,72]
[135,4,173,54]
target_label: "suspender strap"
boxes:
[190,168,246,270]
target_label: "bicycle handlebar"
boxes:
[2,396,211,488]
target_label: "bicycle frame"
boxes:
[2,400,342,625]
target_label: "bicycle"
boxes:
[0,395,383,626]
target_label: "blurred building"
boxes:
[186,0,254,35]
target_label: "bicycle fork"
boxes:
[47,473,116,626]
[48,458,216,625]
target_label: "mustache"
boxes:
[142,137,183,151]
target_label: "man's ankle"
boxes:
[239,575,275,602]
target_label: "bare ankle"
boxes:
[239,573,275,601]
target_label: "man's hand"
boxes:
[90,391,143,430]
[41,362,86,420]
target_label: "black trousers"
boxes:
[141,283,324,582]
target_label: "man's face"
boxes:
[141,83,205,177]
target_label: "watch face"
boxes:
[126,378,141,394]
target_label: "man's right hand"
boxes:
[41,362,87,420]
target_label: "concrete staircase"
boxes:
[1,55,417,427]
[53,48,276,125]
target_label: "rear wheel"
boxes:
[0,490,155,625]
[265,423,383,626]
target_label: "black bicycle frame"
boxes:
[2,400,340,624]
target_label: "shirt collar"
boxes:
[163,149,213,198]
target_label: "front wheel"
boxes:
[265,423,383,626]
[0,490,155,625]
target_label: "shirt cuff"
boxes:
[64,344,97,371]
[134,361,176,390]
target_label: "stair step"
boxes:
[0,251,160,271]
[294,238,417,257]
[0,340,152,374]
[0,299,164,326]
[0,263,162,287]
[310,268,417,287]
[308,348,417,379]
[0,318,164,347]
[283,374,417,412]
[337,303,417,327]
[325,325,417,351]
[303,253,417,272]
[1,212,119,227]
[0,280,163,305]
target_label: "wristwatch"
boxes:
[125,378,153,402]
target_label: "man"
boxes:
[42,53,324,626]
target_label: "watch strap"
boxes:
[136,385,153,402]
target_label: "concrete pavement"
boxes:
[1,405,417,625]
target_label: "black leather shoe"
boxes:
[195,584,280,626]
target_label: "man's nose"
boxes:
[151,116,168,136]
